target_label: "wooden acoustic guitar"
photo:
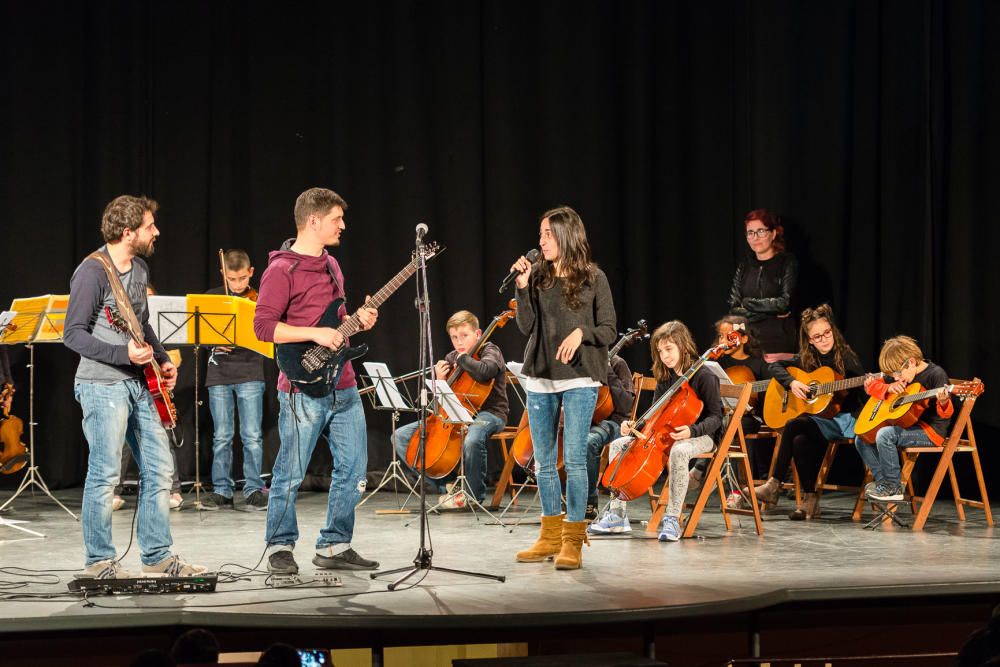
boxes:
[762,366,876,430]
[854,379,983,443]
[722,365,773,409]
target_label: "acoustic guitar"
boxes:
[854,379,983,443]
[762,366,876,429]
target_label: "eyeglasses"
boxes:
[809,329,833,344]
[745,228,773,239]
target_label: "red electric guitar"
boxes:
[105,306,180,446]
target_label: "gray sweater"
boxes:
[64,248,168,383]
[515,267,617,383]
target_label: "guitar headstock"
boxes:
[413,241,444,263]
[104,306,130,336]
[952,380,984,400]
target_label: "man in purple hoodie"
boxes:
[254,187,379,574]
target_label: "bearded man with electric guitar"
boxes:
[64,195,206,579]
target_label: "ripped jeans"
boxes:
[265,386,368,551]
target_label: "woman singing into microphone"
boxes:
[510,206,616,571]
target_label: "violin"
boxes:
[0,383,28,475]
[591,320,649,425]
[601,331,740,501]
[406,301,517,478]
[218,249,258,301]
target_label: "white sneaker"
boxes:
[726,491,747,510]
[587,506,631,534]
[169,493,183,511]
[439,491,468,510]
[111,496,125,512]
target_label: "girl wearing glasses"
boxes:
[753,304,866,520]
[728,209,799,362]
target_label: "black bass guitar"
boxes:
[276,242,442,397]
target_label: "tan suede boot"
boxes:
[788,492,821,521]
[753,477,780,507]
[554,520,590,570]
[516,514,565,562]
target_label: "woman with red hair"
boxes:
[728,209,799,361]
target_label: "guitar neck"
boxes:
[335,261,417,338]
[815,374,869,396]
[895,385,952,406]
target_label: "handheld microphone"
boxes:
[415,223,428,243]
[498,249,541,293]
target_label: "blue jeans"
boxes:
[75,380,174,566]
[265,387,367,551]
[208,381,266,498]
[586,419,619,506]
[391,411,505,503]
[526,387,599,522]
[855,425,933,486]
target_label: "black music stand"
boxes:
[371,234,505,591]
[149,298,242,511]
[356,361,421,513]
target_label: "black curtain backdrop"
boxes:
[1,1,997,497]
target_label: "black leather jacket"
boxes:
[728,252,799,322]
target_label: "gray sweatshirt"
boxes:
[515,267,617,384]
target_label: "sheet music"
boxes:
[702,360,737,409]
[148,295,190,344]
[426,379,474,423]
[362,362,411,410]
[505,361,528,384]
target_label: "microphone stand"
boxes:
[371,230,506,590]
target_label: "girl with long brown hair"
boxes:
[753,304,866,520]
[510,206,617,570]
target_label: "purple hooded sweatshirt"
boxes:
[254,242,356,392]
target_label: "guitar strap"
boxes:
[87,250,146,345]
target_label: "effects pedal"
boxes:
[68,574,218,595]
[269,572,342,588]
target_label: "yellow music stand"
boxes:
[0,294,78,526]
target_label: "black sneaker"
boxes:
[200,492,233,511]
[585,503,599,520]
[312,548,379,571]
[268,550,299,574]
[244,490,268,511]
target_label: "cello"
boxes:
[0,383,28,474]
[406,300,517,478]
[601,331,740,501]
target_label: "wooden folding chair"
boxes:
[645,382,763,538]
[489,412,528,508]
[814,437,864,498]
[851,377,990,531]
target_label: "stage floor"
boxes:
[0,486,997,636]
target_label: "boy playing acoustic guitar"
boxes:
[854,335,953,502]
